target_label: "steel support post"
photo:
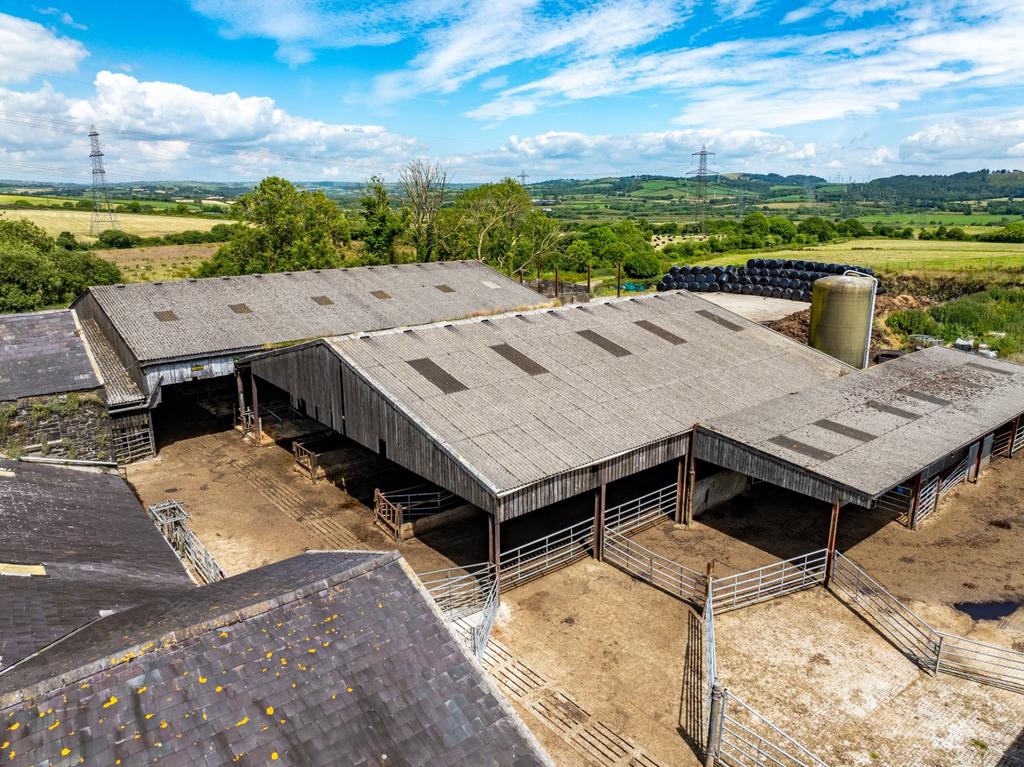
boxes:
[704,683,724,767]
[971,436,986,482]
[235,369,246,426]
[489,515,502,583]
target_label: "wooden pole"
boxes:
[555,266,560,299]
[536,255,541,281]
[616,262,622,298]
[490,515,502,582]
[674,455,686,524]
[249,368,261,443]
[685,430,698,522]
[587,264,592,297]
[971,436,986,482]
[908,471,924,529]
[235,369,246,427]
[825,497,841,586]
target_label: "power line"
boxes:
[688,144,716,231]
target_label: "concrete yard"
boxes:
[698,292,808,323]
[716,588,1024,766]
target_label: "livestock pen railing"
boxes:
[828,552,941,668]
[716,691,829,767]
[875,484,913,524]
[148,500,226,585]
[500,517,595,592]
[473,577,501,658]
[711,550,828,614]
[292,439,320,483]
[604,483,677,536]
[830,551,1024,693]
[379,485,463,520]
[936,633,1024,694]
[418,561,496,622]
[938,455,971,499]
[373,489,404,540]
[908,475,940,529]
[603,525,706,606]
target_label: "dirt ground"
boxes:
[492,559,704,767]
[125,398,468,577]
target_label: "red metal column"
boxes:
[908,472,924,529]
[674,455,686,525]
[824,497,841,586]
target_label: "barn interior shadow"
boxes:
[694,473,898,563]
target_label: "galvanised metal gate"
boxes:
[148,500,226,585]
[828,551,940,668]
[938,455,971,498]
[712,550,828,613]
[603,525,706,606]
[831,552,1024,693]
[874,484,913,524]
[500,517,595,592]
[417,561,499,658]
[717,692,829,767]
[604,483,677,535]
[909,475,940,528]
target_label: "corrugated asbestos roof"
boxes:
[79,261,545,365]
[0,310,99,400]
[77,317,146,407]
[0,551,552,767]
[0,459,192,671]
[700,346,1024,500]
[325,291,851,496]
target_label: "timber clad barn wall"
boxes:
[249,291,850,521]
[699,346,1024,506]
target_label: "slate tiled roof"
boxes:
[0,310,99,401]
[77,317,145,407]
[699,346,1024,503]
[0,551,552,767]
[77,261,546,365]
[324,291,852,496]
[0,460,192,671]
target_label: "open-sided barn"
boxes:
[697,345,1024,525]
[243,291,852,560]
[70,261,547,461]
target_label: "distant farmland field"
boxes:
[94,243,220,282]
[694,238,1024,274]
[0,209,221,239]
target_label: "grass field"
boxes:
[857,212,1020,227]
[0,209,221,239]
[94,243,221,281]
[693,238,1024,274]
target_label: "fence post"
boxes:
[593,487,603,561]
[934,634,945,675]
[704,683,724,767]
[824,497,840,587]
[686,430,698,523]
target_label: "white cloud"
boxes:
[0,12,88,83]
[899,114,1024,163]
[781,3,824,24]
[714,0,761,20]
[0,72,421,181]
[466,1,1023,130]
[37,6,88,30]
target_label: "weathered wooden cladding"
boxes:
[72,292,147,399]
[696,427,876,507]
[250,341,691,521]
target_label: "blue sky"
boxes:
[0,0,1021,183]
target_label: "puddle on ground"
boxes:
[953,601,1022,621]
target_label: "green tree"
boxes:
[359,176,406,264]
[797,216,837,243]
[452,178,532,265]
[198,176,351,276]
[563,239,594,272]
